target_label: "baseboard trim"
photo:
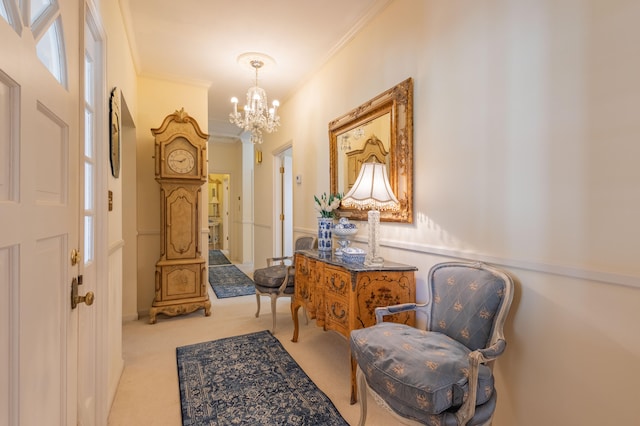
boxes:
[122,313,139,322]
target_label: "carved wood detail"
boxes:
[150,110,211,324]
[291,251,416,403]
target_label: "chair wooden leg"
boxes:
[356,365,368,426]
[255,293,261,317]
[270,295,278,333]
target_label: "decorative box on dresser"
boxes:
[291,249,417,403]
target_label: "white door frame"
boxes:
[273,145,293,258]
[79,2,109,423]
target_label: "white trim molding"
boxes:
[295,227,639,290]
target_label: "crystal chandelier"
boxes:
[229,59,280,144]
[340,127,365,151]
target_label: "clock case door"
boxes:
[160,183,200,260]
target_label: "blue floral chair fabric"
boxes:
[350,262,515,426]
[253,236,316,333]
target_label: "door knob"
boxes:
[71,277,95,309]
[75,291,95,307]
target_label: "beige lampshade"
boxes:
[342,162,399,211]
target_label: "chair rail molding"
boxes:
[295,226,639,290]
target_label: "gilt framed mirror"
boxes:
[329,78,413,223]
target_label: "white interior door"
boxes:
[283,150,293,256]
[78,8,106,424]
[0,1,83,424]
[223,176,230,251]
[274,147,293,257]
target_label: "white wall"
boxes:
[255,0,640,424]
[101,0,140,412]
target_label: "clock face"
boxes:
[167,149,195,174]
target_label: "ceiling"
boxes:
[120,0,392,143]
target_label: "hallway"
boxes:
[107,271,393,425]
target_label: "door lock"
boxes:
[71,276,94,309]
[70,249,81,266]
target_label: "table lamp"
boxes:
[341,162,399,266]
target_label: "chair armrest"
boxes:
[374,302,427,324]
[276,265,295,292]
[476,338,507,361]
[455,338,507,425]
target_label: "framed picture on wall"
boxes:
[109,87,121,178]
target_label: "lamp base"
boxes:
[366,209,384,267]
[365,256,384,267]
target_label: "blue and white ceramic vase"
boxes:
[317,217,333,252]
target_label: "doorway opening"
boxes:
[208,173,230,252]
[274,147,293,258]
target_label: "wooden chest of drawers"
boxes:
[291,250,417,402]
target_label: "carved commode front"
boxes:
[149,109,211,324]
[291,250,416,403]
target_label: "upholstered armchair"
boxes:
[350,261,515,426]
[253,236,316,333]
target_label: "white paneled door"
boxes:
[0,1,100,424]
[79,8,106,425]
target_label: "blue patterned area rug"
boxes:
[209,250,231,265]
[208,264,255,298]
[176,330,349,426]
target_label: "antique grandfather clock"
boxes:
[149,108,211,324]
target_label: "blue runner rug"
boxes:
[176,330,348,426]
[208,264,255,298]
[208,250,231,266]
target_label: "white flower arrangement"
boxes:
[314,192,343,218]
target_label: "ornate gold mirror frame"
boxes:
[329,78,413,223]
